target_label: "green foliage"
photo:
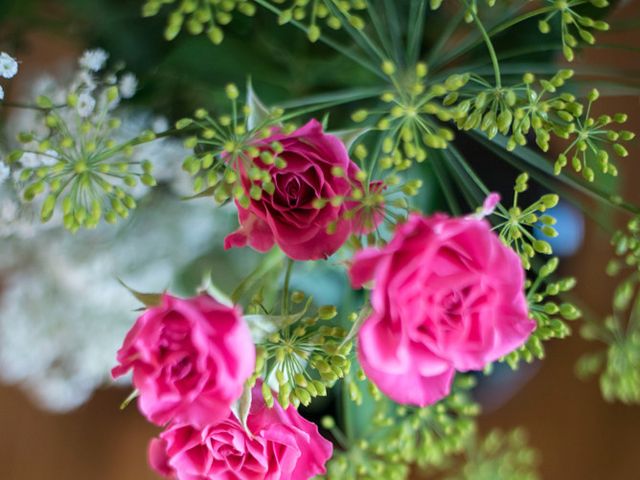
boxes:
[578,216,640,404]
[324,376,479,480]
[554,89,633,182]
[142,0,257,44]
[494,173,558,269]
[250,292,352,409]
[141,0,367,45]
[456,70,580,152]
[177,82,285,204]
[502,256,580,369]
[538,0,610,61]
[270,0,368,42]
[351,65,465,167]
[442,428,540,480]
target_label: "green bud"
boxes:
[533,239,553,255]
[40,194,57,222]
[538,20,550,34]
[307,25,321,42]
[321,416,335,429]
[540,257,559,277]
[318,305,337,320]
[540,194,559,208]
[560,303,581,320]
[225,83,239,100]
[207,26,224,44]
[381,60,396,76]
[613,144,629,157]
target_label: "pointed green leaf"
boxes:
[117,279,163,307]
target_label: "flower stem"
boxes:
[463,0,501,88]
[282,258,294,315]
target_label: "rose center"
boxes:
[170,356,194,381]
[284,177,301,206]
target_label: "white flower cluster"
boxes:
[0,193,237,411]
[0,51,18,100]
[0,52,254,411]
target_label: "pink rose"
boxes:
[224,119,363,261]
[149,384,333,480]
[112,294,255,427]
[350,213,535,406]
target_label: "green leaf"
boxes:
[331,127,372,152]
[198,272,233,307]
[246,78,271,131]
[117,279,163,307]
[231,384,253,435]
[119,389,139,410]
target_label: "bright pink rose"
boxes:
[224,119,363,261]
[112,294,255,427]
[350,213,534,406]
[149,385,333,480]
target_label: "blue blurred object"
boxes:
[535,201,585,257]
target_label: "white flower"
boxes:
[72,70,97,92]
[152,116,169,133]
[20,152,41,168]
[76,92,95,117]
[119,73,138,99]
[0,162,9,184]
[41,150,59,167]
[0,52,18,79]
[0,85,4,101]
[79,48,108,72]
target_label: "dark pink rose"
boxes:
[112,294,255,427]
[224,119,364,261]
[149,385,333,480]
[350,213,535,406]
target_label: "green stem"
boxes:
[463,0,501,88]
[431,152,462,216]
[282,258,294,315]
[342,377,355,443]
[0,101,66,110]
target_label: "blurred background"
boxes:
[0,0,639,479]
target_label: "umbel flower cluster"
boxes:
[1,0,637,478]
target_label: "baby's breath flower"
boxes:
[76,92,96,117]
[0,161,10,184]
[79,48,109,72]
[119,73,138,99]
[0,52,18,79]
